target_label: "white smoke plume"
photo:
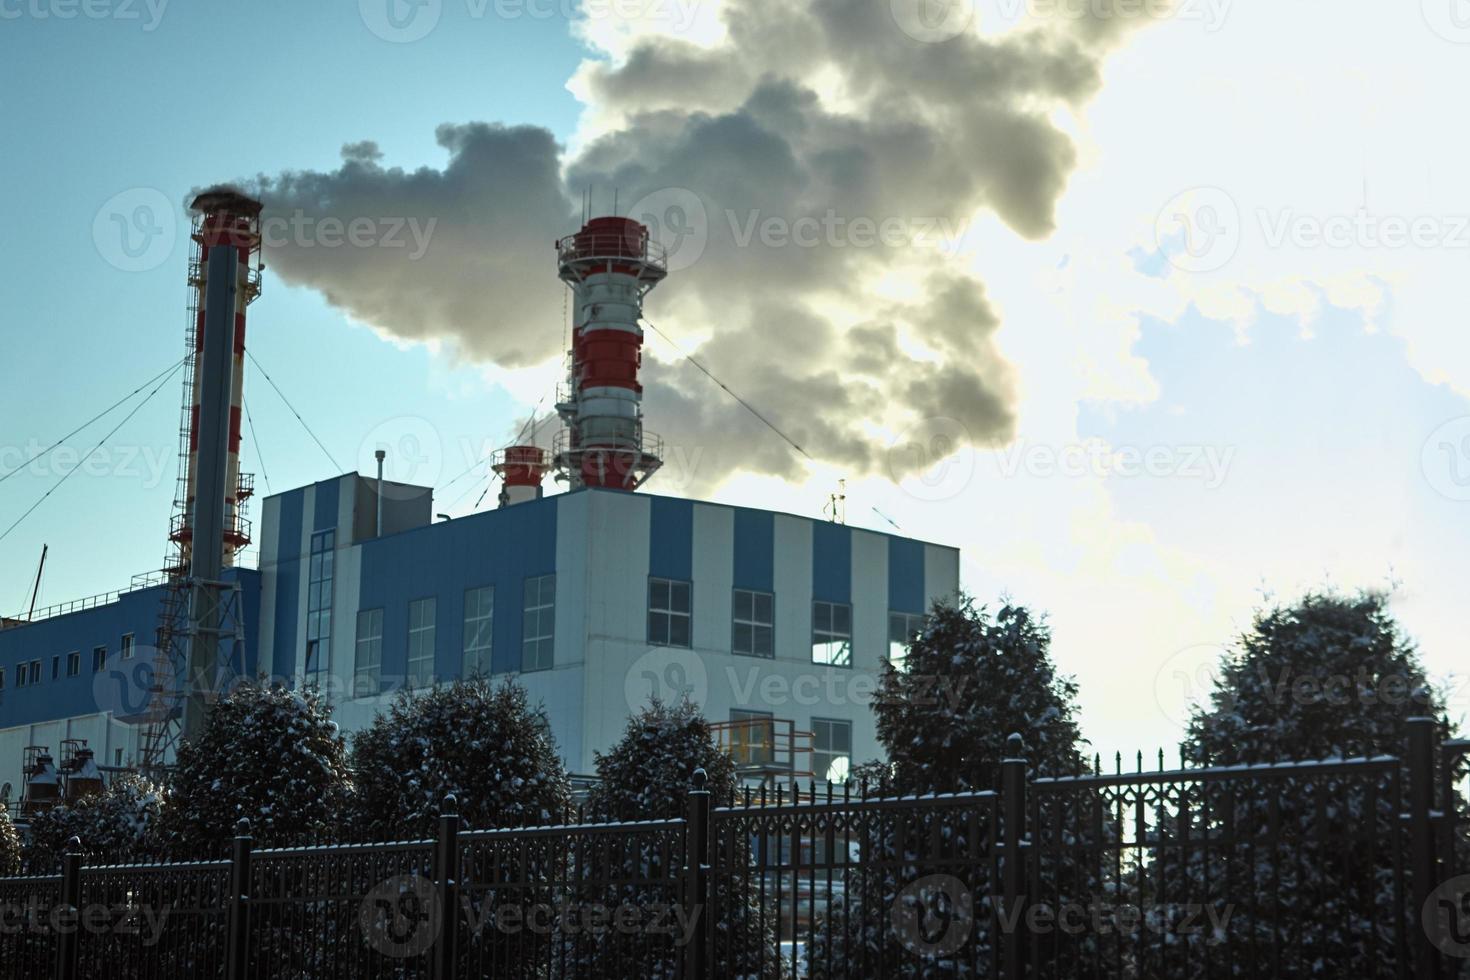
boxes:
[240,0,1155,490]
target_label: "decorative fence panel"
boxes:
[0,872,61,978]
[75,859,232,980]
[1030,755,1407,979]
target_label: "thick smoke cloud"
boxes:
[243,0,1149,490]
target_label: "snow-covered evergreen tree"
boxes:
[577,700,776,978]
[1138,590,1455,977]
[586,698,738,820]
[161,680,352,858]
[0,806,19,876]
[808,597,1094,977]
[24,773,162,872]
[349,676,570,840]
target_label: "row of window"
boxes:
[647,578,926,666]
[3,634,134,692]
[352,575,555,696]
[341,575,925,696]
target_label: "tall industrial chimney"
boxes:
[493,445,551,507]
[552,216,667,490]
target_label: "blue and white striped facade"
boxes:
[0,472,959,796]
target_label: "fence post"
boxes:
[226,818,252,980]
[1407,716,1441,979]
[684,768,711,980]
[432,794,461,980]
[53,836,81,980]
[1001,734,1027,980]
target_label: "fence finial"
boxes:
[235,818,251,837]
[1004,733,1024,758]
[64,835,81,855]
[442,793,458,814]
[691,767,708,791]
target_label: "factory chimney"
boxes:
[552,216,667,491]
[493,445,551,507]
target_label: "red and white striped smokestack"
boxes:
[492,445,551,507]
[552,216,667,491]
[173,191,262,570]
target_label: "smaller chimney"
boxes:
[375,449,386,536]
[493,446,551,508]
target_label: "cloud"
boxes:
[235,0,1153,488]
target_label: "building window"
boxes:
[522,574,555,672]
[93,646,107,673]
[811,601,852,667]
[888,611,926,665]
[407,597,436,689]
[14,664,25,688]
[30,660,40,684]
[0,668,5,690]
[306,530,335,679]
[729,709,775,766]
[51,655,60,681]
[732,589,774,658]
[120,634,134,659]
[354,608,383,697]
[66,651,80,677]
[812,718,853,784]
[463,586,494,677]
[648,578,692,648]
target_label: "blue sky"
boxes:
[2,1,1468,757]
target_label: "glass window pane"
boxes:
[834,603,851,634]
[733,622,752,654]
[755,593,773,624]
[651,579,669,609]
[672,582,690,612]
[650,614,668,645]
[754,625,773,657]
[670,615,690,648]
[734,590,752,620]
[814,602,830,632]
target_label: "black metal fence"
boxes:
[3,717,1468,979]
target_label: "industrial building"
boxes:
[0,197,959,815]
